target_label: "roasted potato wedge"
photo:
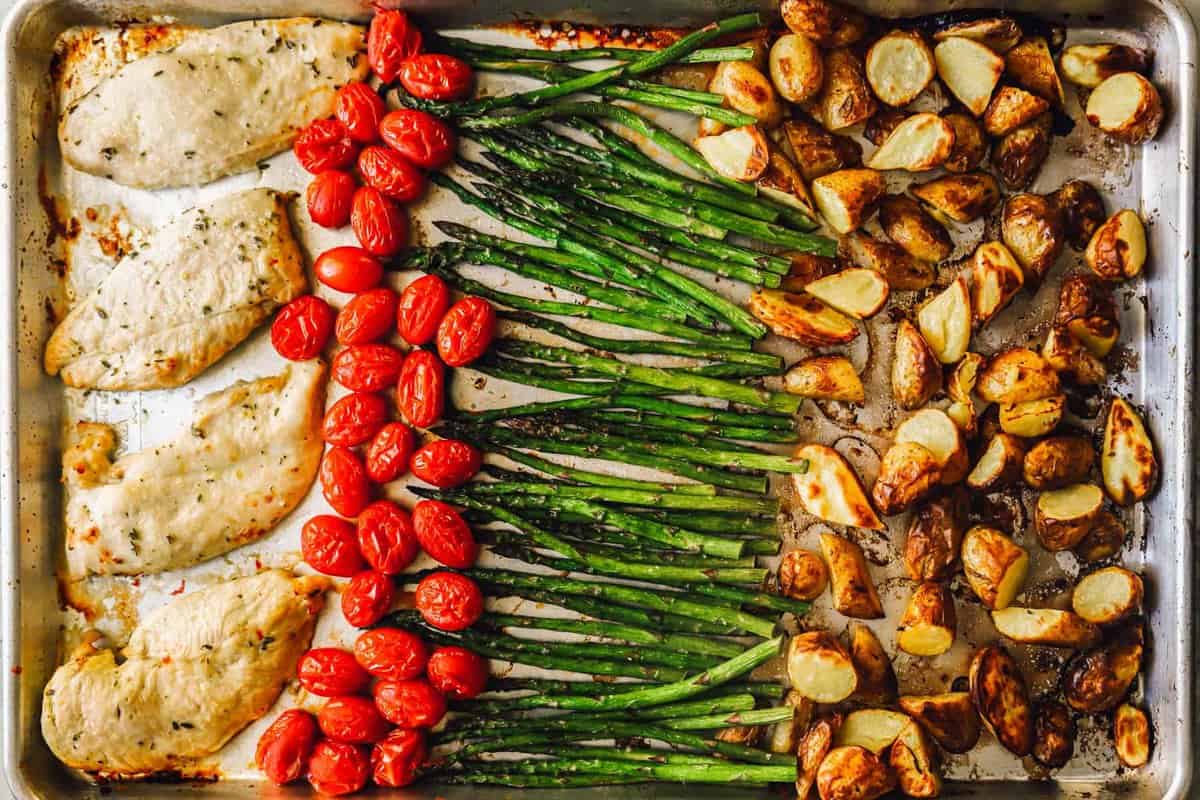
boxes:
[1032,700,1076,768]
[903,489,967,581]
[797,715,841,800]
[872,441,941,515]
[962,525,1028,609]
[818,746,897,800]
[696,125,770,182]
[892,320,943,410]
[770,690,815,755]
[863,107,908,147]
[948,352,984,403]
[933,17,1022,53]
[1101,397,1158,505]
[791,444,884,530]
[781,251,839,291]
[820,532,885,618]
[788,630,858,702]
[1023,435,1095,490]
[1113,704,1151,768]
[710,60,783,128]
[1085,72,1163,144]
[1072,566,1143,624]
[1002,192,1066,284]
[993,113,1052,190]
[976,348,1060,404]
[969,645,1034,756]
[779,549,830,602]
[785,355,865,402]
[890,720,942,798]
[984,86,1051,137]
[879,194,954,263]
[849,623,898,704]
[1043,326,1107,385]
[783,117,864,182]
[992,606,1101,648]
[1060,44,1152,88]
[748,290,860,345]
[1000,395,1066,438]
[1073,510,1126,562]
[896,408,970,485]
[839,232,937,291]
[768,33,824,104]
[898,582,957,656]
[835,709,913,753]
[898,693,981,754]
[941,111,989,173]
[715,725,762,746]
[1055,273,1119,356]
[934,37,1004,116]
[971,241,1025,325]
[812,169,887,234]
[967,432,1026,492]
[917,277,972,364]
[1086,209,1147,282]
[910,172,1000,223]
[780,0,867,47]
[1053,180,1108,251]
[947,401,977,437]
[757,144,817,216]
[1035,483,1104,551]
[805,268,890,319]
[867,113,956,172]
[1063,623,1143,713]
[818,48,878,131]
[866,30,936,107]
[1006,37,1066,105]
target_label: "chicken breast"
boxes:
[42,570,327,777]
[59,17,367,188]
[63,360,325,578]
[44,188,306,390]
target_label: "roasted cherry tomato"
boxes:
[301,515,366,577]
[426,646,489,700]
[436,296,496,367]
[410,439,481,490]
[366,422,415,483]
[336,287,398,345]
[298,648,371,697]
[342,569,395,627]
[352,186,408,257]
[354,627,428,680]
[371,728,426,788]
[315,246,384,294]
[367,9,423,83]
[320,446,371,517]
[335,82,386,144]
[373,678,447,728]
[308,740,370,797]
[379,109,456,170]
[412,499,478,569]
[306,169,357,228]
[397,349,445,429]
[399,54,474,101]
[358,146,426,203]
[397,274,451,346]
[415,571,483,631]
[271,295,335,361]
[318,696,392,744]
[256,708,318,785]
[294,118,358,174]
[321,392,389,447]
[356,500,418,575]
[332,343,404,392]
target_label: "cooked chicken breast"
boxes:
[42,570,327,777]
[44,188,306,390]
[59,17,367,188]
[53,22,197,109]
[63,360,325,578]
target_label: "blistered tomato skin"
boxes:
[335,82,386,144]
[321,393,388,447]
[373,678,447,728]
[306,170,357,228]
[413,499,479,569]
[332,343,404,392]
[354,627,429,680]
[320,447,371,517]
[366,422,415,483]
[379,109,456,169]
[410,439,482,490]
[294,118,358,174]
[437,296,496,367]
[308,740,370,796]
[301,515,366,577]
[415,571,484,631]
[297,648,371,697]
[356,500,418,575]
[271,295,335,361]
[352,186,408,257]
[336,288,398,345]
[358,146,426,203]
[399,54,474,101]
[318,696,392,744]
[342,570,395,627]
[397,274,451,346]
[255,708,318,785]
[371,728,427,788]
[427,646,489,700]
[367,9,423,83]
[397,349,445,429]
[314,246,384,294]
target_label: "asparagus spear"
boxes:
[583,409,799,444]
[458,481,777,514]
[488,445,716,496]
[479,613,746,658]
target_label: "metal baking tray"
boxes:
[0,0,1194,797]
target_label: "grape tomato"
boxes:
[270,295,334,361]
[379,109,456,169]
[294,118,358,174]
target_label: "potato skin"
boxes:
[969,645,1034,756]
[897,582,957,656]
[1063,624,1144,713]
[977,348,1060,405]
[872,441,940,516]
[797,715,841,800]
[818,48,877,131]
[779,549,830,601]
[1006,37,1065,105]
[1113,704,1151,768]
[1102,397,1158,505]
[839,232,936,291]
[1086,72,1163,144]
[898,693,981,754]
[786,355,865,402]
[1032,700,1076,768]
[889,721,941,798]
[1060,44,1152,88]
[811,169,887,234]
[788,630,859,703]
[984,85,1051,137]
[710,60,784,128]
[1055,272,1119,356]
[1002,192,1066,284]
[1035,483,1103,551]
[904,488,968,582]
[1072,565,1143,624]
[1024,436,1095,490]
[892,320,943,410]
[849,623,898,705]
[748,290,860,345]
[961,525,1028,610]
[1073,510,1126,562]
[781,0,866,47]
[1052,180,1107,251]
[1086,209,1147,282]
[820,533,885,619]
[863,107,908,147]
[817,746,897,800]
[941,111,988,173]
[967,432,1027,492]
[769,34,825,104]
[993,113,1052,190]
[910,171,1001,223]
[783,116,864,182]
[782,250,840,291]
[879,194,954,263]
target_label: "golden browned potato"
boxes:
[1002,192,1066,284]
[984,85,1051,137]
[1085,72,1163,144]
[962,525,1029,609]
[890,720,942,798]
[1060,44,1152,88]
[788,630,858,703]
[748,290,859,345]
[812,169,887,234]
[977,348,1060,405]
[779,549,831,601]
[1101,397,1158,505]
[1113,704,1151,768]
[947,401,977,437]
[1023,435,1095,490]
[898,693,981,754]
[1000,395,1066,438]
[768,33,824,104]
[710,60,784,128]
[947,352,983,403]
[781,251,839,291]
[770,690,816,755]
[1006,37,1066,105]
[791,444,884,530]
[839,232,937,290]
[897,582,957,656]
[896,408,970,485]
[1072,566,1143,624]
[716,724,763,746]
[817,746,897,800]
[904,489,968,581]
[866,30,936,107]
[783,116,864,182]
[879,194,953,263]
[1073,511,1126,562]
[969,644,1034,756]
[917,277,973,364]
[941,111,989,172]
[967,433,1027,492]
[1086,209,1147,282]
[910,172,1001,223]
[933,17,1022,53]
[656,63,718,93]
[785,356,865,402]
[1063,623,1143,713]
[1035,483,1104,550]
[1043,326,1106,385]
[849,623,898,704]
[934,37,1004,116]
[757,144,816,216]
[971,241,1026,325]
[867,113,956,172]
[1055,272,1119,356]
[863,108,908,147]
[695,125,770,182]
[806,268,890,319]
[991,606,1101,648]
[797,715,841,800]
[835,709,913,753]
[780,0,866,47]
[1032,700,1076,768]
[1052,180,1108,251]
[820,532,885,619]
[818,48,877,131]
[872,441,941,515]
[892,320,943,410]
[993,113,1052,190]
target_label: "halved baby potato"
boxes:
[849,623,898,704]
[1053,180,1108,251]
[785,355,865,402]
[911,172,1001,223]
[898,582,957,656]
[1035,483,1104,551]
[878,194,954,263]
[1085,72,1163,144]
[896,408,970,485]
[904,489,968,582]
[1055,273,1119,356]
[969,644,1034,757]
[1023,435,1095,490]
[1113,704,1152,768]
[780,0,867,47]
[976,348,1060,405]
[1072,566,1143,624]
[892,320,943,410]
[748,290,860,345]
[1002,192,1066,284]
[898,692,981,754]
[757,144,816,216]
[992,606,1101,648]
[839,232,937,290]
[1060,44,1152,88]
[695,125,770,182]
[1101,397,1158,505]
[1063,623,1143,713]
[835,709,913,753]
[1032,700,1076,769]
[866,30,936,107]
[779,549,830,601]
[1006,36,1066,106]
[819,47,877,131]
[1000,395,1066,438]
[783,116,863,182]
[768,33,825,104]
[942,111,989,172]
[1042,326,1106,386]
[867,113,956,172]
[787,630,858,702]
[1086,209,1147,282]
[993,113,1052,190]
[781,251,839,291]
[872,441,941,515]
[820,532,885,618]
[710,60,784,128]
[962,525,1028,609]
[769,690,815,755]
[812,168,887,233]
[971,241,1025,325]
[1074,511,1126,562]
[983,86,1051,137]
[933,17,1022,53]
[934,37,1004,116]
[947,401,977,438]
[805,268,890,319]
[817,746,897,800]
[967,432,1026,492]
[890,720,942,798]
[796,715,839,800]
[948,352,984,404]
[917,277,972,364]
[791,444,884,530]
